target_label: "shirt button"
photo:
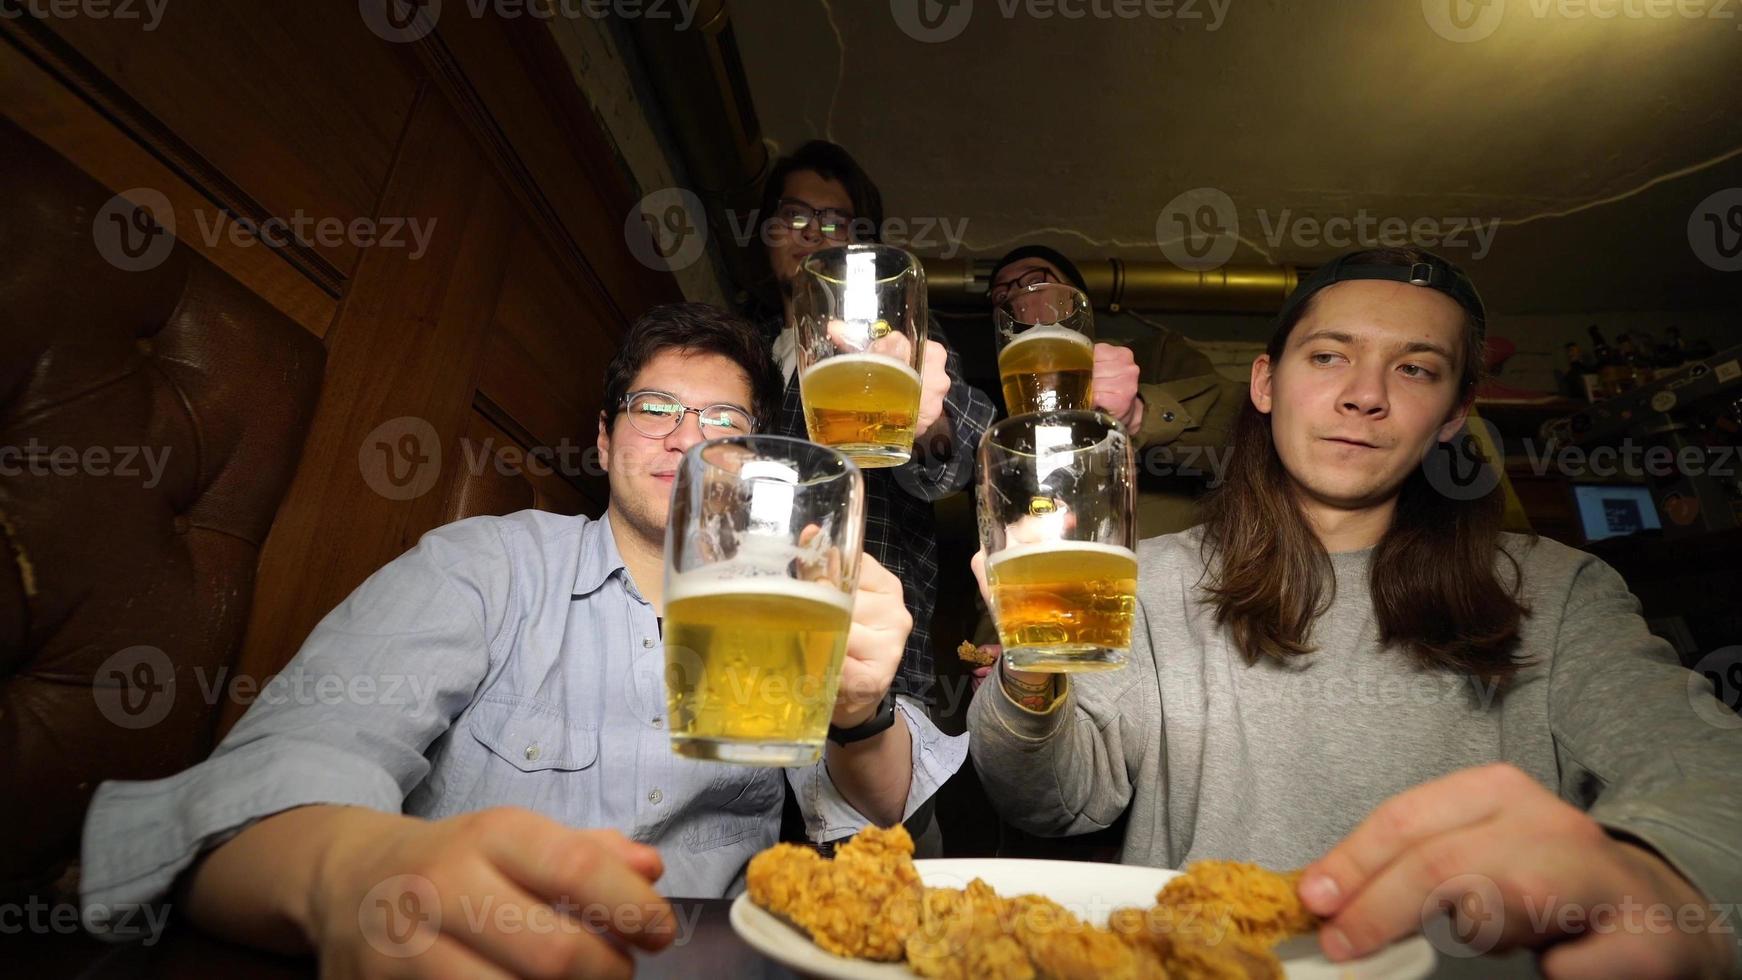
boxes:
[648,789,663,804]
[524,744,541,761]
[643,637,655,648]
[1162,410,1177,423]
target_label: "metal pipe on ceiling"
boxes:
[624,7,1303,316]
[924,256,1306,314]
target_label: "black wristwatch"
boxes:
[827,693,896,746]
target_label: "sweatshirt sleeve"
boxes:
[1545,552,1742,962]
[966,605,1159,837]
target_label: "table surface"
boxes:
[19,897,1541,979]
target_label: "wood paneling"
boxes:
[225,96,516,731]
[446,408,592,524]
[0,39,339,336]
[408,13,680,321]
[19,2,419,280]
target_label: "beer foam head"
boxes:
[987,539,1137,568]
[666,568,853,609]
[800,351,922,384]
[1003,324,1092,351]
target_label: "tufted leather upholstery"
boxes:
[0,119,326,901]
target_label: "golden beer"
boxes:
[987,541,1137,672]
[664,577,853,765]
[998,326,1095,415]
[799,352,923,467]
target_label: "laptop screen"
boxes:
[1572,484,1663,542]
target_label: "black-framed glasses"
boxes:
[621,390,754,439]
[774,198,855,242]
[988,267,1058,304]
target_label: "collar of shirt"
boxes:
[572,512,650,606]
[772,324,799,385]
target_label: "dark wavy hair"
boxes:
[1199,247,1531,684]
[745,140,885,317]
[601,303,783,431]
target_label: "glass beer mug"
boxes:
[791,244,929,468]
[663,435,866,765]
[994,281,1095,415]
[978,410,1137,672]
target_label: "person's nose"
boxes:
[1337,362,1390,419]
[663,410,708,454]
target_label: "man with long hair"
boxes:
[968,248,1740,977]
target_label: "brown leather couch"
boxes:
[0,119,326,904]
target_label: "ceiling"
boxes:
[728,0,1742,315]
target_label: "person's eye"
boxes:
[1399,363,1439,380]
[636,401,682,418]
[1309,352,1344,366]
[699,409,749,431]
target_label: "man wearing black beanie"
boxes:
[987,246,1242,537]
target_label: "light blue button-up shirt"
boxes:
[79,510,966,920]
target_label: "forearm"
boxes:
[180,804,395,955]
[823,715,913,826]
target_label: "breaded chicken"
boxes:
[906,880,1034,980]
[745,824,923,961]
[1154,860,1319,946]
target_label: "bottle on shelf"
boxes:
[1587,325,1619,400]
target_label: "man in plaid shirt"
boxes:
[751,141,995,707]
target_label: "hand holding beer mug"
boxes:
[977,410,1137,672]
[995,281,1095,415]
[664,436,866,765]
[792,244,929,467]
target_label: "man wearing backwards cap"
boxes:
[971,246,1742,978]
[988,246,1243,537]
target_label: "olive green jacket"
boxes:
[1127,330,1245,539]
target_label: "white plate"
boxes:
[730,857,1436,980]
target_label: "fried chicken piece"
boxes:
[958,640,999,666]
[1153,860,1319,947]
[1005,893,1168,980]
[907,880,1034,980]
[746,824,923,961]
[1109,907,1281,980]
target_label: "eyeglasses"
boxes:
[621,390,754,439]
[775,198,855,242]
[988,267,1058,304]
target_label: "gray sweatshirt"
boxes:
[970,529,1742,964]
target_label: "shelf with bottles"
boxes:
[1560,325,1718,403]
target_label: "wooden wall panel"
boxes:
[18,2,418,282]
[225,96,517,731]
[0,40,339,336]
[408,12,680,321]
[445,409,593,524]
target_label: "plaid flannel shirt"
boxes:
[766,317,996,704]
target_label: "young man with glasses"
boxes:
[987,245,1244,539]
[79,304,966,979]
[754,141,997,711]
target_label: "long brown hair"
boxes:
[1199,248,1530,684]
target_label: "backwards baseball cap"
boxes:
[1275,249,1486,339]
[989,245,1089,294]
